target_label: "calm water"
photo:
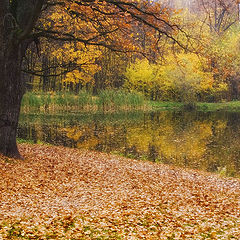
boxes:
[18,111,240,177]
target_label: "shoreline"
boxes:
[21,100,240,114]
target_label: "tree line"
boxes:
[23,0,240,103]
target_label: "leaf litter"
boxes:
[0,143,239,239]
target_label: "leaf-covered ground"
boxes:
[0,144,239,239]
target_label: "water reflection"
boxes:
[18,111,240,177]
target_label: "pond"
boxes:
[18,111,240,177]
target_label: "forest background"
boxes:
[21,0,240,108]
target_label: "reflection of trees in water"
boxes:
[204,112,240,176]
[17,111,240,177]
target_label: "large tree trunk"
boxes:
[0,44,25,158]
[0,2,24,158]
[0,0,44,158]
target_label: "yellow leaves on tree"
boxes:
[125,59,158,97]
[159,53,215,101]
[52,43,101,86]
[209,27,240,80]
[125,53,227,101]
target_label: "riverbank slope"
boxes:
[0,144,239,239]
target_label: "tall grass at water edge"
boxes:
[21,91,93,112]
[22,91,240,113]
[96,89,145,111]
[21,90,145,113]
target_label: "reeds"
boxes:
[96,89,145,111]
[21,90,145,113]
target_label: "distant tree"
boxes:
[197,0,238,33]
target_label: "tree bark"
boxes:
[0,0,44,158]
[0,2,24,158]
[0,43,25,158]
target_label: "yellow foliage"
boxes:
[52,43,101,86]
[125,59,158,95]
[208,26,240,82]
[125,53,219,101]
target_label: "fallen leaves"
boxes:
[0,143,239,239]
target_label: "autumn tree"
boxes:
[124,53,228,102]
[193,0,240,99]
[0,0,184,158]
[24,40,101,92]
[196,0,238,34]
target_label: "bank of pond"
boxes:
[21,91,240,113]
[18,110,240,178]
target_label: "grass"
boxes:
[21,90,146,113]
[197,101,240,112]
[16,138,35,144]
[96,89,145,111]
[21,91,93,112]
[151,100,240,112]
[21,91,240,113]
[149,101,184,110]
[16,138,51,146]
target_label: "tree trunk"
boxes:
[0,0,44,158]
[0,43,25,158]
